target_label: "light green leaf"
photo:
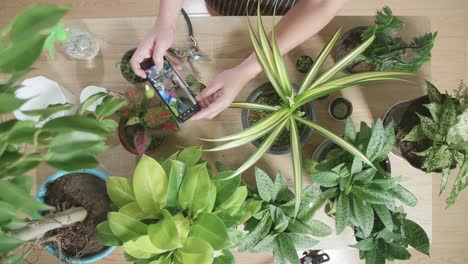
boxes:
[42,115,112,136]
[335,193,350,235]
[270,205,288,233]
[0,35,48,73]
[178,163,211,214]
[119,202,149,220]
[108,212,147,241]
[191,212,230,250]
[255,167,275,202]
[133,155,168,215]
[214,170,240,206]
[0,94,27,114]
[79,92,106,114]
[177,146,202,166]
[95,97,126,118]
[213,250,235,264]
[96,221,122,246]
[373,204,393,231]
[352,197,374,238]
[148,209,182,250]
[0,180,51,218]
[165,159,186,208]
[122,238,160,259]
[174,237,214,264]
[287,233,319,250]
[173,213,190,243]
[0,234,24,254]
[239,200,263,224]
[403,218,430,255]
[390,184,417,207]
[250,234,278,253]
[217,186,248,216]
[107,176,135,208]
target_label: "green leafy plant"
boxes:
[185,74,205,95]
[403,81,468,206]
[98,147,246,264]
[353,208,430,264]
[239,168,331,264]
[120,48,146,84]
[0,5,124,263]
[202,4,411,215]
[356,6,437,72]
[112,85,178,155]
[311,119,418,238]
[296,55,314,74]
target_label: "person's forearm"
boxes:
[239,0,348,78]
[157,0,184,26]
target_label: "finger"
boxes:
[196,80,222,102]
[152,40,166,69]
[206,108,225,120]
[166,55,183,71]
[191,99,225,120]
[130,54,147,78]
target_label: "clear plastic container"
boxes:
[61,23,99,60]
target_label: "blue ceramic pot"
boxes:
[36,169,116,264]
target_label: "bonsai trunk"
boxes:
[11,207,87,241]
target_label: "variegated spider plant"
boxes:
[203,8,412,216]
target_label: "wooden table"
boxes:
[31,15,431,263]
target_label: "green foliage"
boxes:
[311,119,418,239]
[204,3,411,219]
[99,149,246,264]
[185,74,205,95]
[354,209,430,264]
[0,5,123,262]
[238,168,330,264]
[404,81,468,206]
[358,6,437,72]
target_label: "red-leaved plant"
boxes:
[112,86,178,155]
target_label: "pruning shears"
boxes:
[168,8,211,77]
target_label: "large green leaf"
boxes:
[42,115,112,136]
[191,212,230,250]
[277,233,300,264]
[49,131,103,155]
[390,184,417,207]
[122,238,160,259]
[96,221,122,246]
[0,234,24,254]
[298,28,342,94]
[46,153,100,171]
[255,167,275,202]
[386,243,411,260]
[214,170,240,206]
[173,213,190,243]
[295,116,375,169]
[216,186,247,216]
[310,171,340,187]
[250,234,278,253]
[352,197,374,238]
[238,213,273,252]
[272,172,290,202]
[0,93,27,114]
[95,97,126,119]
[373,204,393,231]
[213,250,235,264]
[0,180,51,218]
[289,117,303,216]
[288,219,332,237]
[403,218,430,255]
[165,159,186,208]
[287,233,319,250]
[108,212,147,242]
[365,249,386,264]
[79,92,107,114]
[148,209,182,250]
[239,200,263,224]
[22,103,74,121]
[177,146,202,166]
[0,34,48,73]
[335,193,350,235]
[178,163,211,214]
[174,237,214,264]
[133,155,168,215]
[351,186,394,205]
[119,202,149,220]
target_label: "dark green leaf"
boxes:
[191,212,230,250]
[214,170,240,206]
[272,172,290,202]
[344,118,356,143]
[0,93,27,114]
[386,242,411,260]
[0,180,51,218]
[287,233,319,250]
[403,218,430,255]
[353,168,377,182]
[0,35,48,73]
[335,193,350,235]
[277,233,300,264]
[366,119,385,162]
[238,213,272,252]
[0,234,24,254]
[352,196,374,237]
[351,186,394,205]
[364,249,386,264]
[373,204,393,231]
[213,250,235,264]
[46,153,99,171]
[390,184,417,207]
[43,115,112,136]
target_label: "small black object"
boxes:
[329,97,353,120]
[296,55,314,74]
[300,250,331,264]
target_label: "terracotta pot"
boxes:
[117,118,165,155]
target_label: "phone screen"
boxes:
[141,58,200,123]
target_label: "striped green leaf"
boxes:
[271,25,293,97]
[298,28,342,94]
[295,116,374,169]
[289,117,303,217]
[310,35,376,88]
[201,109,289,142]
[229,102,278,111]
[221,118,289,181]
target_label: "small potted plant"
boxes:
[335,6,437,73]
[203,4,411,213]
[238,167,332,263]
[185,73,206,95]
[97,147,246,264]
[120,48,146,84]
[386,81,468,206]
[115,85,179,155]
[296,55,314,74]
[328,97,353,121]
[353,208,430,263]
[310,119,417,238]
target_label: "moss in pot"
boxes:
[329,97,353,121]
[120,48,146,84]
[242,82,316,155]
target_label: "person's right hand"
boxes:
[130,22,176,78]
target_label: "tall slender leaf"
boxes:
[289,117,303,216]
[230,102,278,111]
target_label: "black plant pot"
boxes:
[241,82,317,155]
[335,26,376,74]
[329,97,353,121]
[312,138,392,173]
[120,48,146,84]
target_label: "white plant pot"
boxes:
[14,76,78,127]
[80,86,108,112]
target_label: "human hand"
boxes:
[130,22,176,78]
[191,66,253,120]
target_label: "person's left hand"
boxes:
[191,66,252,120]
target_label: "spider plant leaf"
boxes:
[311,35,376,88]
[289,117,303,217]
[203,132,265,152]
[298,28,342,94]
[295,116,374,169]
[201,109,289,142]
[271,20,293,97]
[293,72,412,109]
[229,102,278,111]
[220,118,289,181]
[256,6,277,78]
[248,15,285,100]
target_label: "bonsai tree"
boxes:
[114,85,178,155]
[357,6,437,72]
[97,147,246,264]
[403,81,468,206]
[203,4,411,214]
[0,5,124,263]
[239,168,332,264]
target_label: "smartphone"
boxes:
[140,58,200,123]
